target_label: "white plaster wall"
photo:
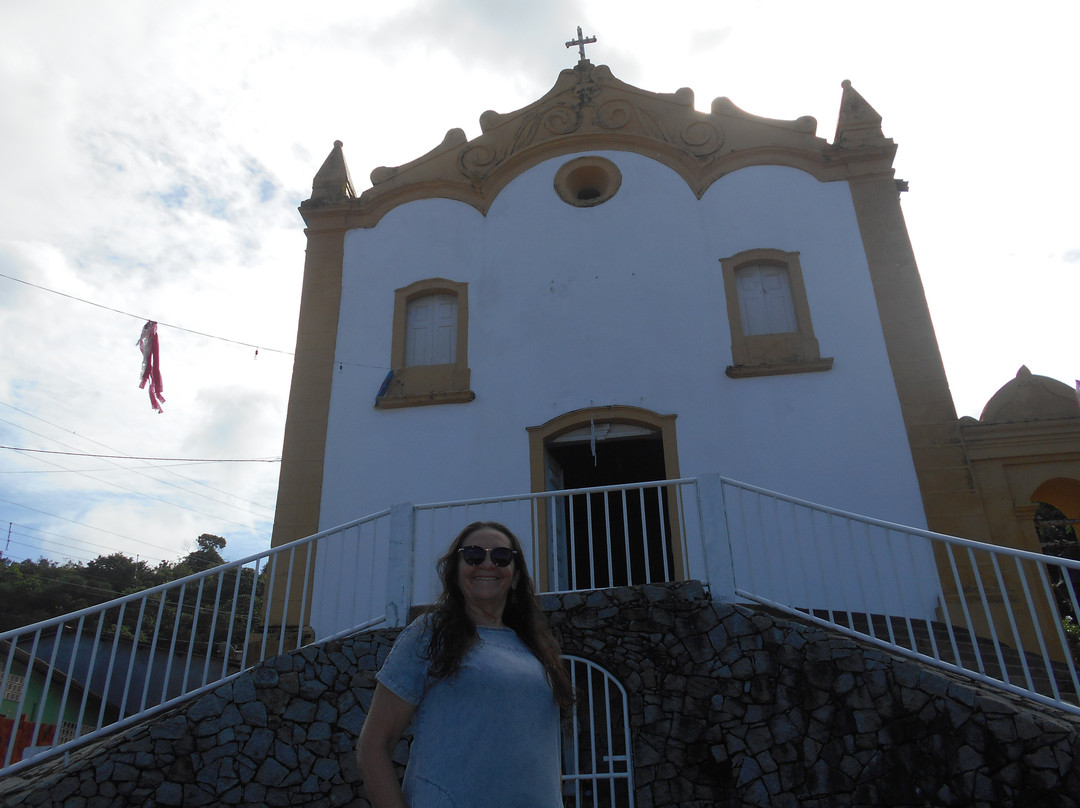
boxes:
[321,152,926,534]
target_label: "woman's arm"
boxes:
[357,683,417,808]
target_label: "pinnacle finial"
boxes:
[310,140,355,202]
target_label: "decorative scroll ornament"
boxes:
[455,64,725,187]
[458,142,499,187]
[679,119,725,158]
[594,99,634,130]
[542,103,584,136]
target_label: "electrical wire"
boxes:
[0,462,222,474]
[0,446,279,463]
[4,526,168,565]
[3,536,99,564]
[0,270,389,370]
[0,402,276,514]
[0,495,147,545]
[0,270,294,356]
[0,413,274,562]
[3,451,273,534]
[0,424,276,523]
[5,447,274,529]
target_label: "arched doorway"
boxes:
[528,406,683,591]
[1032,478,1080,526]
[1031,478,1080,661]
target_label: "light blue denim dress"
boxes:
[377,618,562,808]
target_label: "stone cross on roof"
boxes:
[565,26,596,62]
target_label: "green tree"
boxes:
[181,534,227,574]
[85,552,148,595]
[0,557,104,632]
[1,535,241,637]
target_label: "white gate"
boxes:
[561,656,635,807]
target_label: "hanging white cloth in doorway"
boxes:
[588,420,612,466]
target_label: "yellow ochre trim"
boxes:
[303,64,896,231]
[376,278,473,409]
[719,248,830,376]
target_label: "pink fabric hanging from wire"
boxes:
[137,320,165,413]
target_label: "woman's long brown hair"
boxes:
[425,521,574,711]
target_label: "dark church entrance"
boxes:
[544,424,675,591]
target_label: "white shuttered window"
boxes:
[405,293,457,366]
[735,264,797,336]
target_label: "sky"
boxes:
[1,0,1077,569]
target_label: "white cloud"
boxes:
[0,0,1078,567]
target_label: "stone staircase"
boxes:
[2,583,1078,807]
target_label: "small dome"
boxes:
[979,366,1080,423]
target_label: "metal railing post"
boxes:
[697,474,736,601]
[386,503,416,627]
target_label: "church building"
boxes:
[5,44,1080,798]
[268,44,1080,630]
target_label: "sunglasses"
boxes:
[458,545,517,567]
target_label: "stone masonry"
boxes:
[1,581,1078,806]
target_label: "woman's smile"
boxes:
[458,527,517,623]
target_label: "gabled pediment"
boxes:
[302,62,896,227]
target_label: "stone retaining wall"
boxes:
[1,581,1078,806]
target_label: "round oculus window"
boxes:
[554,156,622,207]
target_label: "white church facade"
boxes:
[321,139,926,527]
[268,56,1074,633]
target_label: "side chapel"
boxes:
[268,45,1080,629]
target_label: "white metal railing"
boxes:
[0,509,392,775]
[417,478,701,599]
[3,474,1079,777]
[306,478,703,638]
[718,476,1080,716]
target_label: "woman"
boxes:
[357,521,574,808]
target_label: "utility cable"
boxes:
[0,462,221,474]
[3,449,273,535]
[0,270,294,356]
[0,420,276,519]
[0,402,277,514]
[0,446,279,463]
[0,495,147,545]
[4,525,167,566]
[3,536,99,564]
[0,270,390,370]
